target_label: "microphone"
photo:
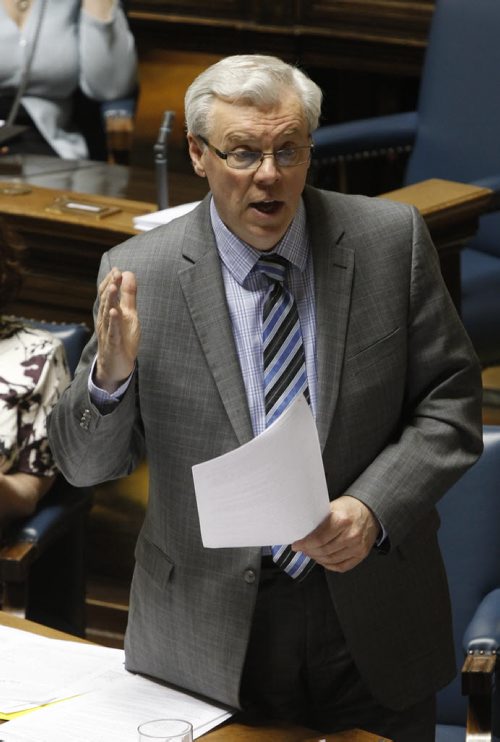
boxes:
[154,110,175,210]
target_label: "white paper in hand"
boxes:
[192,395,330,547]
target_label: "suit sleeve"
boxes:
[345,206,483,548]
[47,251,145,487]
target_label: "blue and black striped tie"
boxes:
[256,254,316,581]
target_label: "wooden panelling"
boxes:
[128,0,435,75]
[131,50,220,170]
[126,1,433,183]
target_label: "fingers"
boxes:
[98,268,121,331]
[120,271,137,311]
[292,496,379,574]
[97,269,137,330]
[95,268,140,390]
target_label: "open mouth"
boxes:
[251,200,282,215]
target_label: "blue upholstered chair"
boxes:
[312,0,500,367]
[0,320,92,637]
[435,426,500,741]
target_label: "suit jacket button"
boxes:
[79,409,91,429]
[244,569,256,584]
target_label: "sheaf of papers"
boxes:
[0,625,125,714]
[133,200,200,231]
[0,626,232,741]
[0,673,232,742]
[192,394,330,547]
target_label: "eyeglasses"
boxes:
[198,135,313,170]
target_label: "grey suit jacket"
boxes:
[48,186,483,711]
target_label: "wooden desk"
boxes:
[0,156,491,325]
[203,722,388,741]
[381,178,493,312]
[0,612,391,742]
[0,153,208,206]
[0,155,209,326]
[0,181,156,326]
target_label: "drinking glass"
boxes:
[103,108,134,165]
[137,718,193,741]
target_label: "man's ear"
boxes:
[187,133,206,178]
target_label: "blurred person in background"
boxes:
[0,235,69,533]
[0,0,137,159]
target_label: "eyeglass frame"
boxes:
[197,135,314,170]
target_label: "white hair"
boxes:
[184,54,323,137]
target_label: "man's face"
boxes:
[188,92,311,251]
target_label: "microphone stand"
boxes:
[154,110,175,210]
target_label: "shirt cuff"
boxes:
[88,355,133,408]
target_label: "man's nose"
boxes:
[254,153,280,180]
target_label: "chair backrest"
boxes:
[405,0,500,257]
[22,319,90,377]
[436,426,500,727]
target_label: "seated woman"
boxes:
[0,0,138,159]
[0,238,70,530]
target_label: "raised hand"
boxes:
[95,268,140,393]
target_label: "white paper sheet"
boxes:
[0,626,232,741]
[133,201,200,231]
[192,395,330,547]
[0,625,125,713]
[0,673,232,741]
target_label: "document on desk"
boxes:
[0,628,232,741]
[0,625,125,714]
[192,394,331,547]
[133,200,200,230]
[1,673,232,741]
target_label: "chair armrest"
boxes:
[0,477,93,582]
[459,590,500,737]
[312,111,418,160]
[463,588,500,656]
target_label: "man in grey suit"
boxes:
[48,55,483,740]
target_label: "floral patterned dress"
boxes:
[0,319,70,477]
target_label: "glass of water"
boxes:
[137,718,193,741]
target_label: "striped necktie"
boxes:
[256,254,315,580]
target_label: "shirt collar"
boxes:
[210,197,309,287]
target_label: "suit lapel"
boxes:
[177,191,355,451]
[304,188,354,449]
[178,200,254,446]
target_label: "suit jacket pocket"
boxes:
[135,534,174,590]
[348,326,401,374]
[340,326,405,434]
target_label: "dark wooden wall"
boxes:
[127,0,434,75]
[126,1,434,191]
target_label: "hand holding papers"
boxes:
[192,395,330,547]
